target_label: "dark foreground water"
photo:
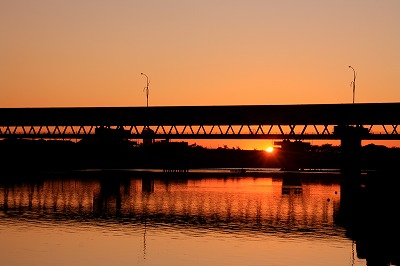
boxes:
[0,168,398,266]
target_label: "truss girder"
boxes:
[1,123,400,140]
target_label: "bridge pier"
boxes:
[334,125,369,174]
[334,125,369,216]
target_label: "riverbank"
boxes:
[0,138,399,173]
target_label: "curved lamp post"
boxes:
[348,66,356,104]
[141,72,149,107]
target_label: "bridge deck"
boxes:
[0,103,400,140]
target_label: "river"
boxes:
[0,168,398,266]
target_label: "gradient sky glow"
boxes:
[1,1,400,149]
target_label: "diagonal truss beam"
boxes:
[1,123,400,140]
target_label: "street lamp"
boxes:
[141,72,149,107]
[348,66,356,104]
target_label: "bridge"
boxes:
[0,103,400,141]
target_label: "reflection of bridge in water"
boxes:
[1,171,399,265]
[0,174,342,237]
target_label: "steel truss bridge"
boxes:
[1,103,400,141]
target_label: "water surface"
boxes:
[0,169,395,265]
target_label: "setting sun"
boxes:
[266,147,274,153]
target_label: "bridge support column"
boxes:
[334,125,369,175]
[334,125,369,209]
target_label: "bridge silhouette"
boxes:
[1,102,400,141]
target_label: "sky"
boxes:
[1,1,400,149]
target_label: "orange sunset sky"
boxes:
[1,1,400,150]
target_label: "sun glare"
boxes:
[266,147,274,153]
